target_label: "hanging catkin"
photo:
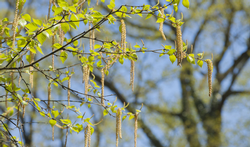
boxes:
[5,91,8,108]
[159,8,166,40]
[17,105,19,126]
[89,22,93,51]
[59,26,64,46]
[84,65,90,97]
[30,51,34,88]
[87,124,91,147]
[52,32,55,70]
[101,68,105,106]
[176,24,183,66]
[12,0,20,49]
[134,113,138,147]
[67,75,71,106]
[130,60,135,91]
[116,108,122,147]
[22,97,26,118]
[120,19,126,54]
[48,83,51,110]
[84,124,91,147]
[52,126,54,141]
[205,59,213,97]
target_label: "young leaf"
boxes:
[197,60,203,68]
[60,51,68,64]
[49,119,57,127]
[169,54,176,64]
[182,0,190,9]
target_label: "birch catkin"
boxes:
[52,126,54,141]
[176,24,183,66]
[116,108,122,147]
[30,51,34,88]
[134,113,138,147]
[205,59,213,97]
[84,124,91,147]
[48,83,51,110]
[159,8,166,40]
[84,65,90,96]
[101,68,105,106]
[130,60,135,91]
[67,75,71,106]
[120,19,126,54]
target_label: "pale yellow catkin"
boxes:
[84,124,91,147]
[134,113,138,147]
[159,8,166,40]
[176,24,183,67]
[22,97,26,118]
[48,84,51,110]
[89,22,93,51]
[84,65,90,97]
[12,0,20,48]
[120,19,126,54]
[101,68,105,106]
[116,110,119,147]
[30,51,34,88]
[52,32,55,70]
[5,92,8,108]
[87,124,91,147]
[130,60,135,91]
[84,125,88,147]
[67,75,71,106]
[118,108,122,139]
[52,126,54,141]
[205,59,213,97]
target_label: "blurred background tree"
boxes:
[0,0,250,147]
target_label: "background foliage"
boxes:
[0,0,250,147]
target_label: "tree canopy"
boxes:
[0,0,250,147]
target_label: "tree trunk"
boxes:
[203,111,221,147]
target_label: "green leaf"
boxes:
[145,13,152,20]
[53,43,62,49]
[94,44,102,49]
[17,39,26,47]
[164,45,172,50]
[167,49,176,55]
[156,18,164,23]
[119,56,124,64]
[70,14,80,27]
[61,23,70,33]
[97,60,103,68]
[52,110,59,118]
[197,60,203,68]
[129,114,134,120]
[182,0,190,9]
[187,54,195,64]
[174,4,178,12]
[49,119,57,127]
[103,109,108,116]
[36,46,44,55]
[18,19,27,27]
[60,119,72,124]
[25,23,38,32]
[33,18,42,26]
[107,0,115,9]
[169,54,176,64]
[90,127,94,135]
[134,44,140,48]
[37,31,49,45]
[53,7,64,16]
[122,115,127,121]
[22,14,31,22]
[101,0,105,2]
[60,51,68,64]
[105,70,109,76]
